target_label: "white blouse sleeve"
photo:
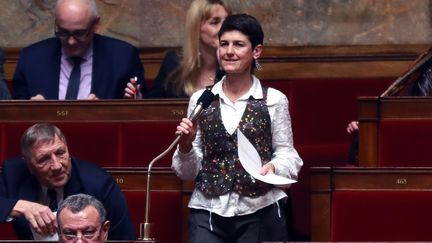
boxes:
[171,91,204,180]
[267,88,303,181]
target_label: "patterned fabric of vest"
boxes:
[196,87,274,197]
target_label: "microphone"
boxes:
[140,88,215,240]
[188,89,215,122]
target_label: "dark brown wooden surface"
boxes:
[0,99,188,121]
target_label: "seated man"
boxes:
[0,48,11,99]
[12,0,145,100]
[0,123,135,240]
[57,194,110,243]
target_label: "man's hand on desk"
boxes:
[29,93,99,100]
[87,93,98,100]
[30,94,45,100]
[11,200,57,237]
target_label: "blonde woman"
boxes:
[124,0,231,98]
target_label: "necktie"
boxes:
[65,56,82,100]
[47,189,58,212]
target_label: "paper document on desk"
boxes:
[237,129,297,185]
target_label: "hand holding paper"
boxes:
[237,129,297,185]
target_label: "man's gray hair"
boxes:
[20,123,67,162]
[57,193,107,225]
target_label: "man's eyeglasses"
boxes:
[54,22,95,41]
[60,227,101,242]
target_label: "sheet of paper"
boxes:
[237,129,297,185]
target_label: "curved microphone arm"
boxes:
[141,134,181,240]
[140,89,214,240]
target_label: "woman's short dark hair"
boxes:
[218,13,264,50]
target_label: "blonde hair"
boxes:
[170,0,231,96]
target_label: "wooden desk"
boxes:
[0,99,188,121]
[358,96,432,166]
[311,167,432,241]
[0,100,188,167]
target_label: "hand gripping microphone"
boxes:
[188,89,216,122]
[141,89,215,240]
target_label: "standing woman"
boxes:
[124,0,231,98]
[172,14,303,243]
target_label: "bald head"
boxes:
[55,0,98,25]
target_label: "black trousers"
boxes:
[188,200,288,243]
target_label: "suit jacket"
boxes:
[0,49,11,99]
[0,157,136,240]
[12,34,145,99]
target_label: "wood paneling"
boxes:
[3,45,429,82]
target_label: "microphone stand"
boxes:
[138,89,214,240]
[139,135,181,240]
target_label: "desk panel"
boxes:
[311,167,432,241]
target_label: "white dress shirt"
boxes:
[172,75,303,217]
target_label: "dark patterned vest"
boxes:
[196,86,274,198]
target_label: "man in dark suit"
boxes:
[0,123,135,240]
[0,48,11,99]
[12,0,145,100]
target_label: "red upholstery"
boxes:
[0,121,179,167]
[379,119,432,166]
[260,79,291,97]
[331,191,432,241]
[0,123,120,167]
[288,78,393,146]
[290,143,350,237]
[58,123,120,167]
[264,78,394,237]
[123,191,182,243]
[120,122,178,167]
[0,223,18,240]
[0,123,33,164]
